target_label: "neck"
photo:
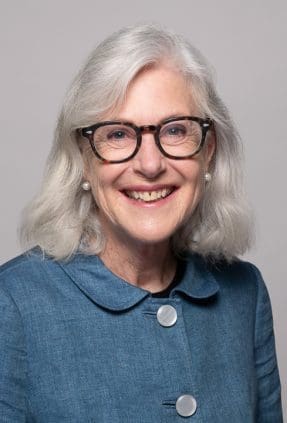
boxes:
[99,232,177,294]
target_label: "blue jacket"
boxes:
[0,250,282,422]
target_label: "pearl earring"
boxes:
[81,181,91,191]
[204,172,212,182]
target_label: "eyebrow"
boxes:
[111,113,192,125]
[161,114,185,122]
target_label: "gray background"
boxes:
[1,0,286,417]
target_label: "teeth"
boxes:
[126,188,173,202]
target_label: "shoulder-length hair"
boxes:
[20,23,253,262]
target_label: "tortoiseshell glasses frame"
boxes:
[79,116,213,164]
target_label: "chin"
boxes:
[121,224,178,246]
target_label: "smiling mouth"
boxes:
[123,187,175,202]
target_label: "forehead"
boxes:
[109,65,200,124]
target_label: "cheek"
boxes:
[90,173,108,206]
[175,158,204,186]
[185,178,204,209]
[88,166,121,214]
[178,163,205,208]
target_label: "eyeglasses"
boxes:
[80,116,212,164]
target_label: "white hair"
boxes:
[20,23,253,262]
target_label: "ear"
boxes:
[204,130,216,168]
[78,133,93,176]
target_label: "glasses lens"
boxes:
[93,124,137,162]
[159,119,202,158]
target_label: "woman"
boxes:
[0,24,282,422]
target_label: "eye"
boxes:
[167,126,186,136]
[104,125,136,142]
[161,123,187,139]
[107,129,128,140]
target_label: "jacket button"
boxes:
[176,394,197,417]
[156,305,177,327]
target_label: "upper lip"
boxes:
[121,184,177,192]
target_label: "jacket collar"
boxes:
[173,254,219,300]
[58,253,219,312]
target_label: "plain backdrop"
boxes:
[1,0,286,418]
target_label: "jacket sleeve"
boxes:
[253,266,283,422]
[0,286,27,422]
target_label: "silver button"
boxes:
[176,394,197,417]
[156,305,177,327]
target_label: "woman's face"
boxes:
[83,65,215,249]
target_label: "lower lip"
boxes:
[121,189,178,208]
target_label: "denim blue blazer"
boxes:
[0,250,282,422]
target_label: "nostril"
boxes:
[132,149,166,178]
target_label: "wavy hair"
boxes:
[20,23,253,261]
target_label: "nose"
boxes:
[132,131,166,179]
